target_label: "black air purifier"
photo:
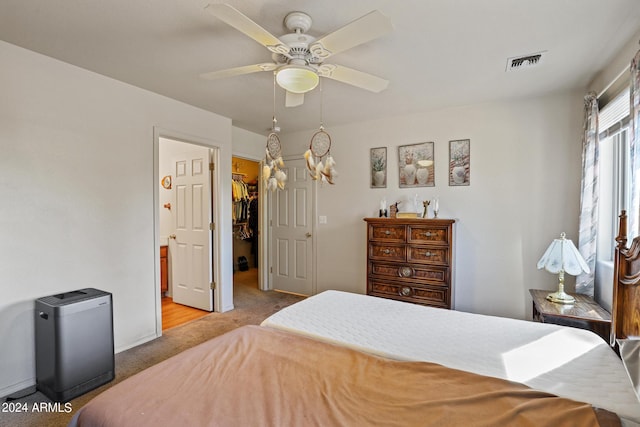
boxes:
[35,288,114,402]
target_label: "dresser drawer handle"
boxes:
[384,248,391,254]
[399,266,413,278]
[400,286,412,297]
[425,251,434,257]
[424,231,432,237]
[385,230,391,235]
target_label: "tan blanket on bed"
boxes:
[75,325,617,427]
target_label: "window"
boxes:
[597,88,631,262]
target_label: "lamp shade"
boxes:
[536,232,590,275]
[276,66,319,94]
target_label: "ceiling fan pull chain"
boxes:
[272,72,277,131]
[319,78,324,131]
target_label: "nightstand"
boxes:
[529,289,611,342]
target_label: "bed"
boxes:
[70,212,640,427]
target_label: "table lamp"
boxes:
[536,232,590,304]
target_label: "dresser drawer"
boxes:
[407,245,449,266]
[408,225,450,245]
[369,261,448,286]
[368,279,449,308]
[368,243,406,262]
[368,224,406,242]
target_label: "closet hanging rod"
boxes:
[232,172,247,180]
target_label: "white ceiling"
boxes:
[1,0,639,134]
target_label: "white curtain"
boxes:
[630,47,640,239]
[576,92,599,296]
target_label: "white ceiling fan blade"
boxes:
[285,91,304,107]
[199,63,277,80]
[317,64,389,93]
[205,3,290,55]
[309,10,392,60]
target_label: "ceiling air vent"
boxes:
[506,51,546,72]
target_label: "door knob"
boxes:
[305,232,312,238]
[169,234,176,240]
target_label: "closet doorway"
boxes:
[232,156,260,292]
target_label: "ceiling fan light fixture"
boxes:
[276,66,319,94]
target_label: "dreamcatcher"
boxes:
[263,75,287,191]
[304,80,337,184]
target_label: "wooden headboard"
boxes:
[612,210,640,345]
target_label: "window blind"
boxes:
[599,87,630,139]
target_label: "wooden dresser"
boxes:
[364,218,455,308]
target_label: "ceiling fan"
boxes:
[200,3,393,107]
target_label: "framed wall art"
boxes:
[370,147,387,188]
[449,139,470,186]
[398,142,434,188]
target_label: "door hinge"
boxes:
[210,222,215,231]
[209,162,215,171]
[270,266,273,274]
[210,282,216,290]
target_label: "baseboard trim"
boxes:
[1,378,36,401]
[114,332,159,354]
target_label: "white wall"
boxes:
[0,40,234,397]
[281,91,584,319]
[232,126,267,160]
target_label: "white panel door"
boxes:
[272,158,314,296]
[172,148,213,311]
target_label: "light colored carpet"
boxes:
[1,270,304,427]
